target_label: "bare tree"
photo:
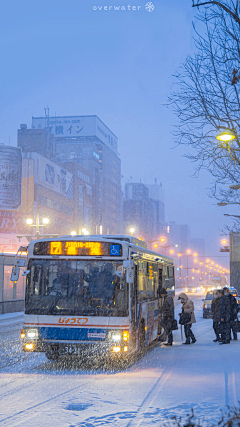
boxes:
[168,4,240,206]
[192,0,240,25]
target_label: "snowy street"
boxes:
[0,294,239,426]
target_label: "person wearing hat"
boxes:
[160,288,174,346]
[178,292,196,345]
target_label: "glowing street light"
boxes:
[129,227,135,235]
[25,216,50,239]
[216,129,236,142]
[82,228,89,235]
[71,231,77,236]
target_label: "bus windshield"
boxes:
[25,259,128,317]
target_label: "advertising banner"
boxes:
[0,233,29,254]
[0,147,22,210]
[32,115,118,153]
[36,155,73,199]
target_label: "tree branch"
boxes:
[192,1,240,25]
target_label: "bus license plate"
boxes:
[61,345,79,355]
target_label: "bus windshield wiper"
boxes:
[48,291,65,314]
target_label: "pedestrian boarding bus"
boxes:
[15,235,175,360]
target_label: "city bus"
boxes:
[15,235,175,361]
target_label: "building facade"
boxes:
[28,115,122,235]
[123,182,165,243]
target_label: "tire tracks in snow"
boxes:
[222,351,237,407]
[0,379,90,426]
[126,347,178,427]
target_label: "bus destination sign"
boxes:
[33,241,122,257]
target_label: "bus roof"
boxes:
[27,235,174,265]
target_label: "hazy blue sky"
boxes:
[0,0,234,266]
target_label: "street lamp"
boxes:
[216,129,236,142]
[129,227,135,236]
[82,229,89,235]
[26,216,50,239]
[71,231,77,236]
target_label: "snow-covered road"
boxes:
[0,294,240,426]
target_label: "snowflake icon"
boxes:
[145,2,155,12]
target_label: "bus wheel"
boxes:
[139,322,145,350]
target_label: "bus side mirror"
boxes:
[123,260,134,269]
[11,266,20,282]
[22,270,30,276]
[115,271,124,278]
[126,268,134,284]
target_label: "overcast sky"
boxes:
[0,0,235,267]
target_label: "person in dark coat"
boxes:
[219,287,231,344]
[160,288,174,346]
[227,289,238,340]
[211,290,222,342]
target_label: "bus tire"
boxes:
[139,321,145,350]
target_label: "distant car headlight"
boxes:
[26,329,39,340]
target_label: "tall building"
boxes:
[167,221,191,251]
[146,180,165,235]
[230,232,240,293]
[123,182,165,242]
[18,115,122,234]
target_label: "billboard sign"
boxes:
[0,147,22,210]
[0,233,29,254]
[36,155,73,199]
[32,115,118,153]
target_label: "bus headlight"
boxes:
[108,331,122,341]
[25,343,34,350]
[123,331,129,342]
[26,329,39,339]
[112,346,121,353]
[112,334,121,341]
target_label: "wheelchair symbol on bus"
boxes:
[110,245,120,256]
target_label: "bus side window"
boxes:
[138,261,147,301]
[158,269,162,290]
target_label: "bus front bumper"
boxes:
[22,340,133,356]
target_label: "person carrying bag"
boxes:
[178,292,196,345]
[160,288,177,346]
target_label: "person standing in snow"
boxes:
[178,293,196,345]
[219,287,231,344]
[160,288,174,346]
[226,287,238,341]
[211,290,222,342]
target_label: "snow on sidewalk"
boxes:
[0,311,24,326]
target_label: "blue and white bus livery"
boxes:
[18,235,175,360]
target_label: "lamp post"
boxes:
[25,214,53,239]
[149,237,178,255]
